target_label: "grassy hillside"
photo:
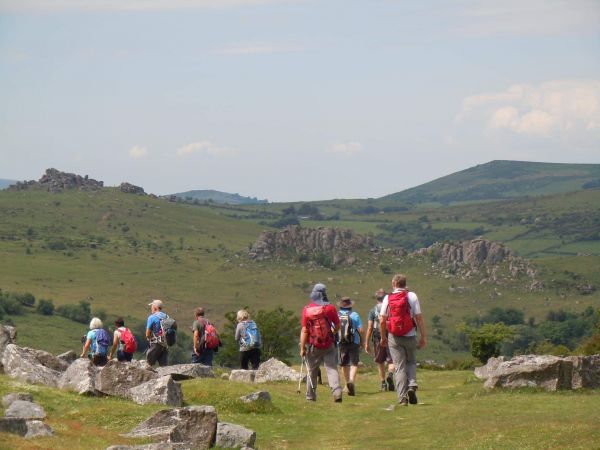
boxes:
[379,160,600,206]
[1,369,599,449]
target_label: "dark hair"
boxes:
[114,317,125,327]
[195,307,205,317]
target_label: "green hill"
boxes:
[379,160,600,206]
[172,189,268,205]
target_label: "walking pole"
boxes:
[304,356,315,391]
[297,356,304,394]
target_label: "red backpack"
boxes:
[386,290,414,336]
[119,327,137,354]
[305,305,334,349]
[203,321,220,350]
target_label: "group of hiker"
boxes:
[79,272,426,406]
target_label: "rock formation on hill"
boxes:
[248,225,373,266]
[119,182,146,195]
[9,168,104,192]
[411,238,541,289]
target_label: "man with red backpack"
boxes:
[192,307,220,366]
[300,283,342,402]
[109,317,137,362]
[380,274,427,406]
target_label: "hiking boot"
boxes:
[386,373,394,391]
[407,386,418,405]
[334,394,342,403]
[347,382,355,396]
[381,380,387,391]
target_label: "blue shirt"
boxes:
[147,311,166,337]
[86,329,97,355]
[339,309,363,345]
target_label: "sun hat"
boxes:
[309,283,328,303]
[148,299,163,309]
[337,296,354,308]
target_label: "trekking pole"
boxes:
[297,356,304,394]
[304,357,315,391]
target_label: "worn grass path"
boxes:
[1,368,599,449]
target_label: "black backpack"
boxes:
[160,315,177,347]
[338,313,355,345]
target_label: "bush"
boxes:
[56,300,91,324]
[461,322,514,363]
[0,294,24,315]
[14,292,35,307]
[36,299,55,315]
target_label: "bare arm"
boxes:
[300,326,308,357]
[194,329,200,355]
[365,321,374,352]
[379,315,388,347]
[80,338,91,358]
[415,314,427,349]
[109,330,119,359]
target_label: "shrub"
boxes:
[36,299,55,315]
[15,292,35,307]
[460,322,514,363]
[56,300,91,324]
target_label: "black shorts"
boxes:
[373,339,392,364]
[339,343,360,367]
[147,343,168,367]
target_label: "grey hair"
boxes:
[89,317,103,330]
[237,309,250,322]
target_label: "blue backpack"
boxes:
[241,320,261,348]
[94,328,111,356]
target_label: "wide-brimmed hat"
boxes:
[310,283,328,303]
[337,296,354,308]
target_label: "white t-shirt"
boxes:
[380,288,421,337]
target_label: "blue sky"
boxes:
[1,0,599,201]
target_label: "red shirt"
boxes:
[301,302,340,328]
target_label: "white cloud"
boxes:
[129,145,147,159]
[0,0,297,12]
[458,80,600,137]
[328,142,363,156]
[176,141,236,157]
[214,42,302,56]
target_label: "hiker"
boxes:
[337,296,364,396]
[109,317,137,362]
[80,317,110,366]
[380,274,427,406]
[145,299,170,369]
[192,307,219,366]
[235,309,262,370]
[365,288,396,391]
[300,283,343,402]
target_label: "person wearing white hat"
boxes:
[145,299,168,369]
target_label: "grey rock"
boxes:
[2,344,61,387]
[229,370,256,383]
[129,375,183,406]
[254,358,301,383]
[58,358,100,395]
[156,363,215,380]
[119,182,146,195]
[5,400,46,420]
[565,355,600,389]
[124,406,217,450]
[0,325,17,372]
[0,417,28,436]
[29,348,70,372]
[57,350,78,365]
[474,356,505,380]
[239,391,271,403]
[96,360,157,398]
[107,445,190,450]
[484,355,573,391]
[2,392,33,408]
[9,168,104,192]
[216,422,256,449]
[221,372,231,380]
[24,420,54,438]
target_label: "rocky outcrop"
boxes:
[57,350,78,365]
[476,354,600,391]
[58,358,100,395]
[254,358,301,383]
[412,238,540,289]
[240,391,271,403]
[9,168,104,192]
[156,363,215,380]
[2,393,33,408]
[229,370,256,383]
[249,225,373,266]
[216,422,256,449]
[0,418,53,439]
[2,344,62,387]
[119,182,146,195]
[124,406,218,450]
[129,375,183,406]
[5,400,46,420]
[0,325,17,372]
[0,395,54,439]
[95,360,157,398]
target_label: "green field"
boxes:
[1,368,599,449]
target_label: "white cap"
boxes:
[148,299,163,309]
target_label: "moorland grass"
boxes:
[1,368,599,450]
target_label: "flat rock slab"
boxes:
[254,357,301,383]
[2,344,61,387]
[96,360,158,398]
[5,400,46,420]
[129,375,183,406]
[216,422,256,449]
[107,445,191,450]
[0,418,53,438]
[229,370,255,383]
[156,363,215,380]
[57,350,78,365]
[239,391,271,403]
[2,392,34,408]
[125,406,217,450]
[24,420,54,439]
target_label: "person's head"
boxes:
[89,317,103,330]
[375,288,386,302]
[114,317,125,327]
[148,299,163,312]
[392,274,407,289]
[310,283,328,303]
[195,307,205,318]
[337,297,353,309]
[236,309,249,322]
